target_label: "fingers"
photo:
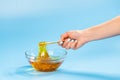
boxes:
[59,39,85,50]
[62,38,71,48]
[65,40,77,49]
[69,40,77,49]
[59,31,85,49]
[59,38,78,49]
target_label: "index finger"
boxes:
[60,32,69,41]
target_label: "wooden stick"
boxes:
[46,42,58,45]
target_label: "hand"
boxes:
[59,30,88,49]
[59,16,120,50]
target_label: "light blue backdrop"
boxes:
[0,0,120,80]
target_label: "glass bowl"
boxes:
[25,47,67,72]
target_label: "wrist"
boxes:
[79,29,95,42]
[77,30,91,43]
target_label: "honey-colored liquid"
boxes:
[29,60,62,72]
[37,42,49,60]
[29,42,62,72]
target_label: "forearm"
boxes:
[83,16,120,42]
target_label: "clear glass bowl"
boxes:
[25,46,67,72]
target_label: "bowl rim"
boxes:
[25,49,67,61]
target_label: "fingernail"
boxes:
[71,39,75,42]
[67,38,71,42]
[74,40,78,43]
[59,41,63,45]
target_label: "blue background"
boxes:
[0,0,120,80]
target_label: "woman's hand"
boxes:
[59,30,88,49]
